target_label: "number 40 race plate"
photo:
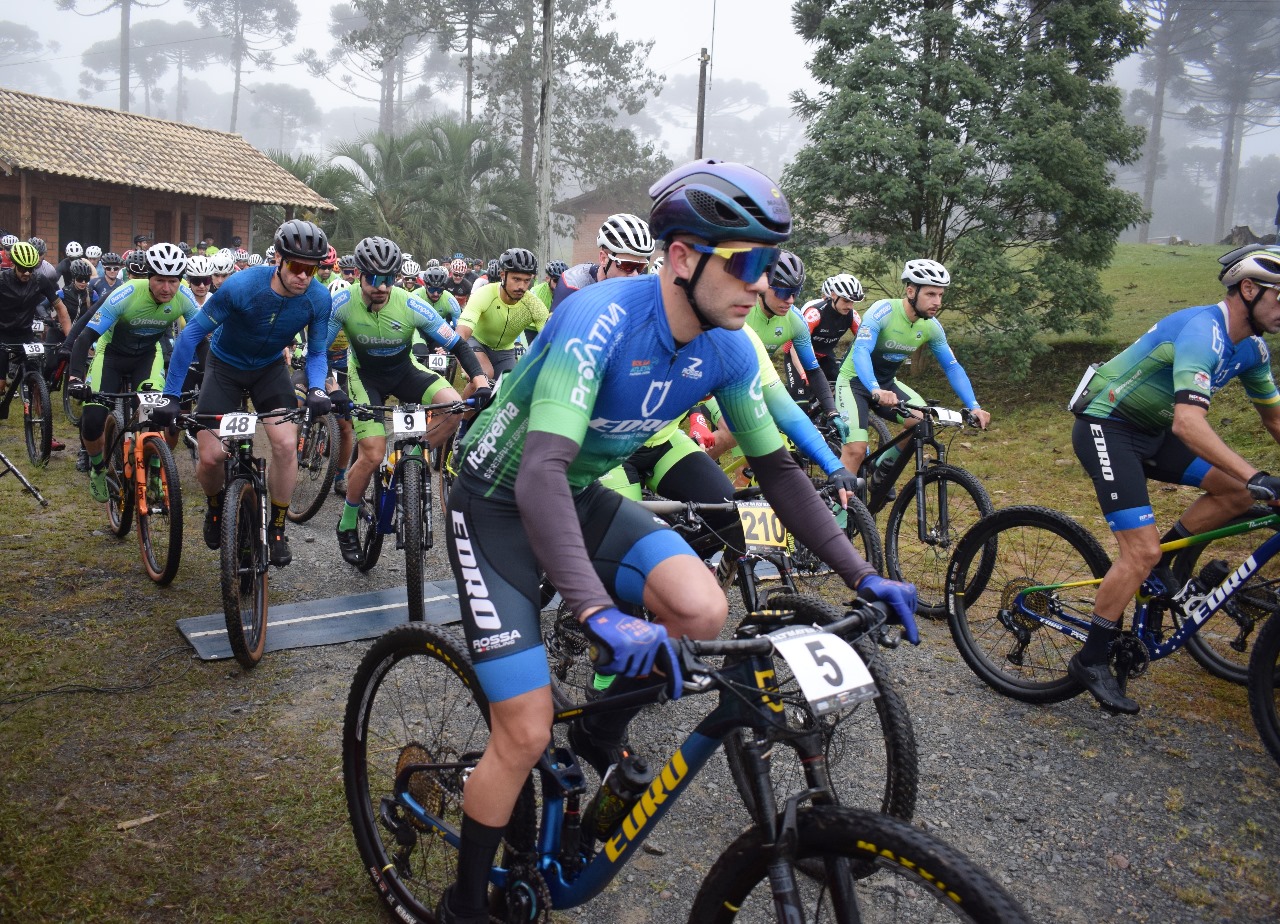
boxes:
[768,625,877,716]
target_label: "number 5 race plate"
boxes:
[768,625,877,715]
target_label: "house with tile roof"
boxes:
[0,87,334,256]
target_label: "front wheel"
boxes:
[401,456,428,622]
[1247,612,1280,769]
[101,411,133,537]
[287,412,338,523]
[689,804,1032,923]
[885,463,994,619]
[137,435,183,585]
[22,369,52,466]
[221,477,269,669]
[946,506,1108,703]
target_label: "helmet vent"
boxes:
[688,189,748,228]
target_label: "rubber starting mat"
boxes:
[176,580,461,661]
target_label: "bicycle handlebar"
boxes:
[346,398,476,421]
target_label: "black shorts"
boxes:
[82,349,163,441]
[196,353,296,416]
[1071,415,1210,532]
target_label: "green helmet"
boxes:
[9,241,40,269]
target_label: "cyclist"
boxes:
[443,257,474,308]
[787,272,865,410]
[835,259,990,491]
[453,248,548,384]
[91,253,125,304]
[84,244,103,278]
[209,249,236,292]
[0,233,18,269]
[28,237,56,285]
[0,241,72,403]
[529,259,566,309]
[435,159,917,924]
[1068,245,1280,714]
[399,257,422,292]
[66,243,198,503]
[150,219,336,568]
[417,265,462,326]
[323,235,491,565]
[55,241,83,286]
[337,253,358,284]
[551,212,654,309]
[316,246,340,288]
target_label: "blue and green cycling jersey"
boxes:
[841,298,979,409]
[84,278,197,357]
[745,301,821,371]
[459,273,783,493]
[324,285,461,373]
[1077,302,1280,432]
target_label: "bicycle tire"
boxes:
[221,477,268,669]
[62,377,83,428]
[1169,509,1280,686]
[867,414,893,457]
[722,593,917,822]
[1247,612,1280,768]
[137,435,183,585]
[790,494,885,609]
[885,463,994,619]
[22,369,52,466]
[287,412,338,523]
[101,410,133,537]
[343,623,536,923]
[946,506,1108,703]
[402,456,428,622]
[357,469,385,572]
[689,804,1032,924]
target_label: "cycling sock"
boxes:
[877,442,902,469]
[335,466,347,480]
[89,452,104,472]
[454,813,506,916]
[592,672,617,693]
[208,491,224,511]
[1079,615,1120,665]
[271,502,289,529]
[339,501,360,531]
[1156,522,1192,570]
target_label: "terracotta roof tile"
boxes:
[0,87,334,211]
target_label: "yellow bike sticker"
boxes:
[738,500,787,551]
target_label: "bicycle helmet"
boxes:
[400,258,421,277]
[546,259,568,279]
[327,276,350,295]
[1219,245,1280,287]
[209,250,236,274]
[498,248,537,275]
[177,241,192,255]
[64,241,83,258]
[823,273,864,302]
[273,219,328,261]
[426,257,440,268]
[28,236,47,256]
[247,253,263,266]
[486,258,501,279]
[650,256,664,274]
[264,245,276,262]
[186,254,212,276]
[769,250,805,289]
[85,245,102,259]
[0,234,17,248]
[338,254,357,271]
[8,241,40,269]
[450,258,468,274]
[597,213,655,258]
[125,250,148,276]
[353,236,401,275]
[233,248,250,264]
[901,259,950,287]
[648,159,791,244]
[69,258,95,280]
[322,245,339,268]
[100,252,123,268]
[145,242,187,277]
[423,266,449,288]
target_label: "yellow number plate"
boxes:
[738,500,787,551]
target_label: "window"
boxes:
[203,216,233,247]
[154,210,173,243]
[59,202,111,254]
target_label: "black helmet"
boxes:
[125,250,148,276]
[353,236,401,275]
[498,248,537,275]
[769,251,805,290]
[27,236,47,256]
[177,241,192,256]
[273,219,328,261]
[423,266,449,288]
[69,258,95,280]
[337,254,357,270]
[546,260,568,279]
[486,258,500,279]
[100,252,123,268]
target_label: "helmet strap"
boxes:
[500,273,518,302]
[1244,285,1267,336]
[673,252,717,332]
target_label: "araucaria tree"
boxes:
[787,0,1146,373]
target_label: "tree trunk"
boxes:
[175,49,185,122]
[119,0,131,111]
[464,23,474,125]
[1214,97,1241,243]
[519,2,535,183]
[229,32,244,132]
[379,57,396,135]
[1138,63,1169,244]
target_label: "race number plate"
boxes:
[219,412,257,437]
[769,625,877,716]
[135,391,166,422]
[23,343,45,357]
[31,320,44,334]
[738,500,787,553]
[426,353,449,372]
[393,408,428,437]
[931,407,964,427]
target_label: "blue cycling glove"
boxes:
[857,574,920,645]
[582,608,683,699]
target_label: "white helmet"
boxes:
[597,213,655,258]
[85,245,103,259]
[0,234,18,248]
[210,250,236,274]
[264,245,277,262]
[186,254,213,276]
[1219,246,1280,288]
[65,241,83,258]
[145,241,188,277]
[248,253,263,266]
[649,256,664,274]
[327,276,350,295]
[901,259,950,288]
[822,273,864,302]
[400,258,421,277]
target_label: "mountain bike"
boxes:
[343,602,1031,924]
[944,497,1280,706]
[347,397,472,623]
[286,408,338,523]
[543,495,915,822]
[0,339,53,466]
[94,388,185,585]
[859,400,993,619]
[179,405,302,669]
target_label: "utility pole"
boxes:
[694,48,710,158]
[119,0,131,111]
[537,0,555,267]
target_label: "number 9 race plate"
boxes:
[393,408,428,437]
[768,625,877,715]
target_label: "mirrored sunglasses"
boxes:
[284,259,318,277]
[188,275,212,286]
[363,272,396,287]
[688,243,781,284]
[607,254,648,274]
[770,285,801,299]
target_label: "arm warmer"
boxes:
[67,309,99,379]
[448,337,485,380]
[162,313,215,395]
[806,363,837,414]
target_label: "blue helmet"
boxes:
[648,159,791,245]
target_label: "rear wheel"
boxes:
[401,456,428,622]
[357,471,385,572]
[22,369,52,466]
[1247,613,1280,769]
[101,411,133,537]
[137,435,182,585]
[287,412,338,523]
[221,477,268,669]
[62,378,83,428]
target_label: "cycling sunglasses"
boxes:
[687,243,781,283]
[426,286,444,298]
[770,285,801,300]
[283,259,318,277]
[187,275,213,286]
[607,254,648,275]
[72,274,93,283]
[340,267,357,277]
[363,272,396,287]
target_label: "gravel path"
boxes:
[267,492,1280,924]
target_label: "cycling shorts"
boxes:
[836,375,921,444]
[347,361,450,441]
[1071,415,1210,532]
[82,347,165,441]
[196,353,295,417]
[467,337,520,378]
[445,475,696,703]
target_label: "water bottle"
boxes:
[581,754,654,840]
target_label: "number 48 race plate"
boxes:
[768,625,877,715]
